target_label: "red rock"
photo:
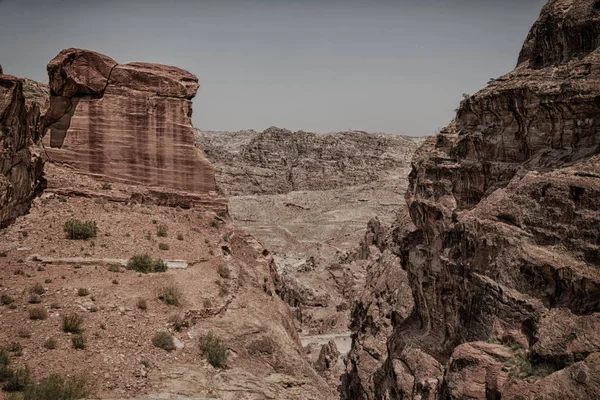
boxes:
[41,48,216,195]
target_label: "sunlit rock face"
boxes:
[342,1,600,399]
[42,48,216,195]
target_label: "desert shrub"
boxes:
[136,299,147,311]
[217,265,230,279]
[168,314,189,332]
[1,294,14,305]
[17,329,31,339]
[28,307,47,320]
[71,335,86,350]
[44,279,52,284]
[126,254,167,273]
[61,313,84,334]
[77,288,89,297]
[151,332,175,351]
[176,233,184,241]
[156,224,168,237]
[158,285,182,306]
[100,182,112,190]
[63,220,97,240]
[6,343,22,356]
[29,283,45,296]
[158,243,169,251]
[23,373,91,400]
[49,302,61,310]
[43,338,57,350]
[2,366,31,392]
[210,219,220,229]
[27,295,41,305]
[107,264,120,273]
[198,332,228,369]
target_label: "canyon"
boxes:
[1,0,600,399]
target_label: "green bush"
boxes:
[156,224,168,237]
[28,307,47,320]
[61,313,84,334]
[199,332,228,369]
[63,220,97,240]
[158,285,182,306]
[2,366,31,392]
[126,254,167,273]
[1,294,14,305]
[71,335,86,350]
[151,332,175,351]
[22,373,91,400]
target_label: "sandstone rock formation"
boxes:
[199,128,421,338]
[0,74,44,227]
[342,0,600,398]
[42,48,216,195]
[196,127,418,196]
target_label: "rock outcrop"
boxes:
[42,48,216,195]
[342,1,600,399]
[0,74,44,227]
[196,127,419,196]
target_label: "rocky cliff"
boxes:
[0,74,45,228]
[196,127,418,196]
[42,48,216,195]
[342,1,600,399]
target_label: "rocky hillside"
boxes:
[342,0,600,399]
[0,49,334,400]
[196,127,418,196]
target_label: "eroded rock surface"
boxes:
[342,1,600,399]
[0,74,44,227]
[42,48,216,195]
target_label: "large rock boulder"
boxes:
[342,0,600,398]
[42,48,216,195]
[0,74,44,227]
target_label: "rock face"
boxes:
[42,48,216,195]
[197,127,418,195]
[199,128,421,338]
[0,74,44,227]
[342,1,600,399]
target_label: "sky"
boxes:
[0,0,546,136]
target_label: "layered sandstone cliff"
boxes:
[0,74,44,227]
[342,1,600,399]
[42,49,216,195]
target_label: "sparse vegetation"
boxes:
[28,307,47,320]
[77,288,89,297]
[176,233,184,241]
[158,243,169,251]
[217,265,230,279]
[1,294,14,306]
[71,335,86,350]
[152,332,175,351]
[17,330,31,339]
[27,295,41,305]
[198,332,228,369]
[1,366,31,392]
[43,338,57,350]
[136,299,147,311]
[156,224,168,237]
[29,283,44,296]
[126,254,167,273]
[168,313,189,332]
[158,285,182,306]
[100,182,112,190]
[210,219,220,229]
[21,373,91,400]
[107,264,120,273]
[61,313,84,334]
[63,220,98,240]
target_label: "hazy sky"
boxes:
[0,0,546,136]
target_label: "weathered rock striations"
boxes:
[42,48,216,195]
[197,127,418,196]
[0,74,44,227]
[342,1,600,399]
